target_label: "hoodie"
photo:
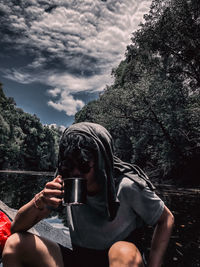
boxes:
[60,122,155,221]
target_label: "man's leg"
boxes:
[108,241,144,267]
[2,232,64,267]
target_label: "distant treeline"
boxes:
[0,85,62,171]
[75,0,200,184]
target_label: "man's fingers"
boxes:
[44,197,62,208]
[53,175,62,183]
[43,188,63,198]
[46,182,62,190]
[38,176,64,208]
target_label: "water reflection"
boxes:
[0,172,53,209]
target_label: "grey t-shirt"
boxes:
[66,177,164,250]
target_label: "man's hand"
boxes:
[36,175,64,209]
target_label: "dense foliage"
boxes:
[75,0,200,184]
[0,84,62,171]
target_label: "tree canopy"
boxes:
[75,0,200,184]
[0,83,62,171]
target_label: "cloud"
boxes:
[47,72,113,93]
[1,0,151,71]
[0,0,151,115]
[48,87,61,97]
[3,69,36,84]
[46,72,113,115]
[48,91,84,116]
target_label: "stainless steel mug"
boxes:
[63,177,87,206]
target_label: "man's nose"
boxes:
[71,167,82,177]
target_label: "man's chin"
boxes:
[87,185,101,196]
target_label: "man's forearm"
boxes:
[11,176,62,233]
[11,194,50,233]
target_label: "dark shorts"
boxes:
[58,244,109,267]
[58,229,146,267]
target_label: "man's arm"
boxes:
[148,205,174,267]
[11,176,63,233]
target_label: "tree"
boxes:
[75,0,200,183]
[0,84,62,171]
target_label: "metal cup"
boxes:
[63,177,87,206]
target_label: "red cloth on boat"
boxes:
[0,211,11,253]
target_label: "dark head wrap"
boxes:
[59,122,155,220]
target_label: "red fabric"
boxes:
[0,211,11,251]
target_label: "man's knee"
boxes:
[3,232,64,267]
[108,241,144,267]
[3,233,22,255]
[2,232,33,259]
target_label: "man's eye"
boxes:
[79,161,91,173]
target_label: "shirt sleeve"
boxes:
[121,179,164,226]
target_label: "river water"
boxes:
[0,172,199,266]
[0,172,54,210]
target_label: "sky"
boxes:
[0,0,152,127]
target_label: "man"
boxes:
[3,122,174,267]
